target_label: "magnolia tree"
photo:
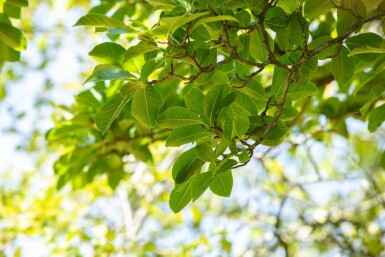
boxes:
[2,0,385,255]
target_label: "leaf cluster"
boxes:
[45,0,385,212]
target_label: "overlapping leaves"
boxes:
[53,0,385,213]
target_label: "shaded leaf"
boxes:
[204,84,224,126]
[332,46,355,86]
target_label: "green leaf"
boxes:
[271,67,289,97]
[84,68,133,84]
[190,25,210,41]
[249,29,272,62]
[235,10,251,26]
[368,104,385,132]
[157,106,204,128]
[0,24,26,51]
[192,15,239,30]
[146,0,179,11]
[237,33,250,59]
[131,86,163,128]
[235,79,266,100]
[89,42,126,66]
[74,13,128,28]
[95,94,132,134]
[280,106,299,121]
[195,142,214,162]
[212,69,229,85]
[337,10,356,36]
[231,112,250,138]
[154,12,209,35]
[185,88,205,114]
[166,125,206,147]
[277,0,299,13]
[381,151,385,170]
[124,42,159,62]
[213,158,238,174]
[308,36,337,60]
[172,148,204,184]
[5,0,28,7]
[196,48,217,67]
[231,91,258,116]
[140,59,164,82]
[276,12,307,51]
[332,46,355,86]
[348,46,385,56]
[191,172,213,201]
[204,84,224,126]
[127,143,153,164]
[346,33,384,61]
[4,3,21,18]
[219,92,237,109]
[265,7,289,31]
[304,0,332,19]
[169,181,192,213]
[0,40,20,63]
[287,81,319,101]
[120,80,145,96]
[106,155,124,189]
[249,116,288,146]
[210,171,233,197]
[238,148,250,163]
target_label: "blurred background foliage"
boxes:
[1,0,385,256]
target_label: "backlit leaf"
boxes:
[169,180,192,213]
[89,42,126,66]
[157,106,204,128]
[191,172,213,201]
[210,171,233,197]
[84,68,133,84]
[172,148,204,184]
[192,15,239,30]
[166,125,206,147]
[95,93,132,134]
[74,13,128,28]
[131,86,163,128]
[368,104,385,132]
[185,88,205,114]
[195,142,214,162]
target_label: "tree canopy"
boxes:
[2,0,385,256]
